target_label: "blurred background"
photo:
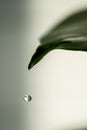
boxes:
[1,0,87,130]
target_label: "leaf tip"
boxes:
[28,61,34,70]
[28,44,53,70]
[28,45,46,70]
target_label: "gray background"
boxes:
[1,0,87,130]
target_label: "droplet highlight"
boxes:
[23,95,32,102]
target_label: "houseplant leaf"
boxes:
[28,9,87,70]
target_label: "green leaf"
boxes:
[28,9,87,70]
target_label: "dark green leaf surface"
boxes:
[28,9,87,70]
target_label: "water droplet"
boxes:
[23,95,32,102]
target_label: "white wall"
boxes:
[26,0,87,130]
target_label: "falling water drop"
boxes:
[23,95,32,102]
